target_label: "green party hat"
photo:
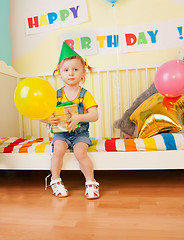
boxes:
[58,42,81,63]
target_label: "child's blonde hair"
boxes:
[53,56,93,84]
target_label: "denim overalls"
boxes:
[51,87,92,149]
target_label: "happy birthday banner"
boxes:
[59,18,184,55]
[25,0,88,35]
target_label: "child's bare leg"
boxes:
[73,142,94,181]
[73,142,100,199]
[51,140,68,179]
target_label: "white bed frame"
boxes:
[1,60,184,171]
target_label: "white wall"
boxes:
[10,0,184,74]
[0,71,19,137]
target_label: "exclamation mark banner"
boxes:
[177,26,183,40]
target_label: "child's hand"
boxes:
[66,110,81,132]
[44,114,60,125]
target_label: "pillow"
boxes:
[113,83,158,138]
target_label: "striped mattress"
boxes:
[0,133,184,153]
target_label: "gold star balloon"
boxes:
[130,93,184,138]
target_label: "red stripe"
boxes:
[105,139,117,152]
[36,138,44,142]
[3,138,27,153]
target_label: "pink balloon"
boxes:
[155,60,184,97]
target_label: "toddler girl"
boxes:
[43,42,100,199]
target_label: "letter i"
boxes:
[74,38,80,50]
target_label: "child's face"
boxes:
[59,58,85,86]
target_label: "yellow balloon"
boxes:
[14,77,57,120]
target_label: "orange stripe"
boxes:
[18,141,33,153]
[18,140,39,153]
[124,139,137,151]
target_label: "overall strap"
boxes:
[57,87,63,104]
[57,87,63,98]
[77,87,89,131]
[78,87,87,99]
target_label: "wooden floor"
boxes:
[0,170,184,240]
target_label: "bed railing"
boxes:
[19,64,160,139]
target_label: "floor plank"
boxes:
[0,170,184,240]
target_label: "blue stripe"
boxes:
[161,133,177,150]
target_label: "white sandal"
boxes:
[85,180,100,199]
[45,174,69,198]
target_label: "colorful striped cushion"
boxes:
[0,133,184,153]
